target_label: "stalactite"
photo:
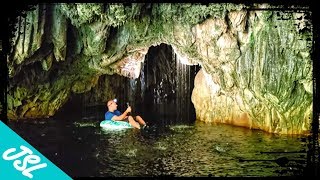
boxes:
[22,16,26,55]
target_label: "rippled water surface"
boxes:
[8,118,308,177]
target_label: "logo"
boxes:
[0,120,72,179]
[2,145,47,178]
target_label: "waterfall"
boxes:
[79,43,200,124]
[130,43,200,125]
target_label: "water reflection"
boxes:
[8,119,307,177]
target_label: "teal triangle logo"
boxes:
[0,120,73,180]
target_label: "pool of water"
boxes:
[7,117,308,177]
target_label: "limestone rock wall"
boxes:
[6,3,312,134]
[191,7,312,134]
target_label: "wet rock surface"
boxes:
[7,3,312,134]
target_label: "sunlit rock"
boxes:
[110,48,148,79]
[228,10,247,32]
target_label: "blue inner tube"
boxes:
[100,120,133,130]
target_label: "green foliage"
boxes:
[59,3,246,29]
[170,3,245,25]
[103,4,127,27]
[126,3,144,20]
[60,3,146,27]
[59,3,103,27]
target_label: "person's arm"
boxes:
[112,107,131,121]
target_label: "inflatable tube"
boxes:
[100,120,133,130]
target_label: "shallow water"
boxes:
[8,117,308,177]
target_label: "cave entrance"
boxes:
[126,43,201,126]
[65,43,201,126]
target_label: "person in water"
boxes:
[105,99,147,129]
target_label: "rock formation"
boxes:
[6,3,313,134]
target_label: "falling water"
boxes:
[75,43,200,125]
[126,43,200,126]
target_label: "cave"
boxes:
[57,43,200,126]
[4,3,313,135]
[2,3,317,177]
[138,43,201,125]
